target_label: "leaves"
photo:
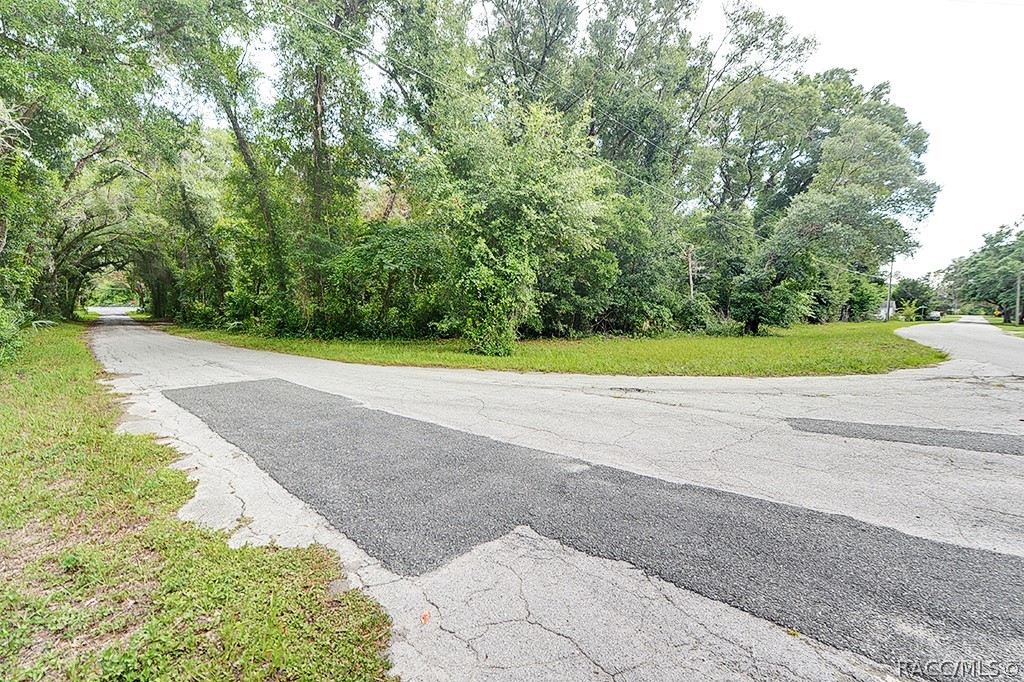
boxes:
[0,0,938,344]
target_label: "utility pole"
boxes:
[686,246,695,302]
[885,256,895,321]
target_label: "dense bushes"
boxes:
[0,305,23,364]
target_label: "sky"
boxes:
[692,0,1024,279]
[245,0,1022,280]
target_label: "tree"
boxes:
[892,277,933,309]
[898,298,921,322]
[409,100,613,354]
[0,0,156,318]
[959,224,1024,323]
[146,0,292,300]
[934,258,966,313]
[0,0,946,355]
[729,107,937,334]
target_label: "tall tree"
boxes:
[960,224,1024,322]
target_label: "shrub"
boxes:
[0,305,24,364]
[731,270,813,334]
[898,298,921,321]
[675,293,714,331]
[178,300,223,329]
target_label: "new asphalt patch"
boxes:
[787,417,1024,456]
[164,378,1024,679]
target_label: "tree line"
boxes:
[935,220,1024,323]
[0,0,938,354]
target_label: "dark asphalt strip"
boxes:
[787,418,1024,456]
[164,379,1024,679]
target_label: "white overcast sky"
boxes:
[692,0,1024,278]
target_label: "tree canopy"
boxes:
[0,0,939,354]
[938,221,1023,322]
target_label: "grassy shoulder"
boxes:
[126,310,152,322]
[167,321,946,377]
[74,309,100,322]
[0,324,393,681]
[984,316,1024,336]
[986,315,1023,329]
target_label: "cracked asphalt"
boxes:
[90,311,1024,681]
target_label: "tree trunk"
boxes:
[179,185,228,306]
[310,13,344,237]
[134,282,146,310]
[311,64,330,234]
[379,271,395,322]
[686,246,695,301]
[215,93,289,293]
[63,276,85,319]
[152,282,167,320]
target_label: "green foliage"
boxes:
[956,224,1023,320]
[0,324,394,679]
[456,238,536,355]
[87,272,135,306]
[731,269,813,334]
[892,277,934,308]
[411,101,613,354]
[726,107,935,334]
[600,198,684,334]
[898,298,922,322]
[536,245,619,337]
[0,304,23,364]
[0,0,157,319]
[1,0,939,349]
[847,276,887,321]
[675,293,715,331]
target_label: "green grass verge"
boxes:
[986,315,1023,330]
[167,321,946,377]
[0,324,393,681]
[74,310,99,322]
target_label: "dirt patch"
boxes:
[0,521,71,580]
[3,519,162,675]
[14,590,155,676]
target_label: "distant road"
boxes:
[898,314,1024,375]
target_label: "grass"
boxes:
[74,310,99,322]
[984,315,1024,337]
[0,324,394,681]
[939,315,961,323]
[986,315,1023,329]
[167,320,946,377]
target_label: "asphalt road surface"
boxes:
[91,311,1024,681]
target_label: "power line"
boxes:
[278,0,888,280]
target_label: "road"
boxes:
[90,311,1024,681]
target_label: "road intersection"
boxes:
[90,312,1024,680]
